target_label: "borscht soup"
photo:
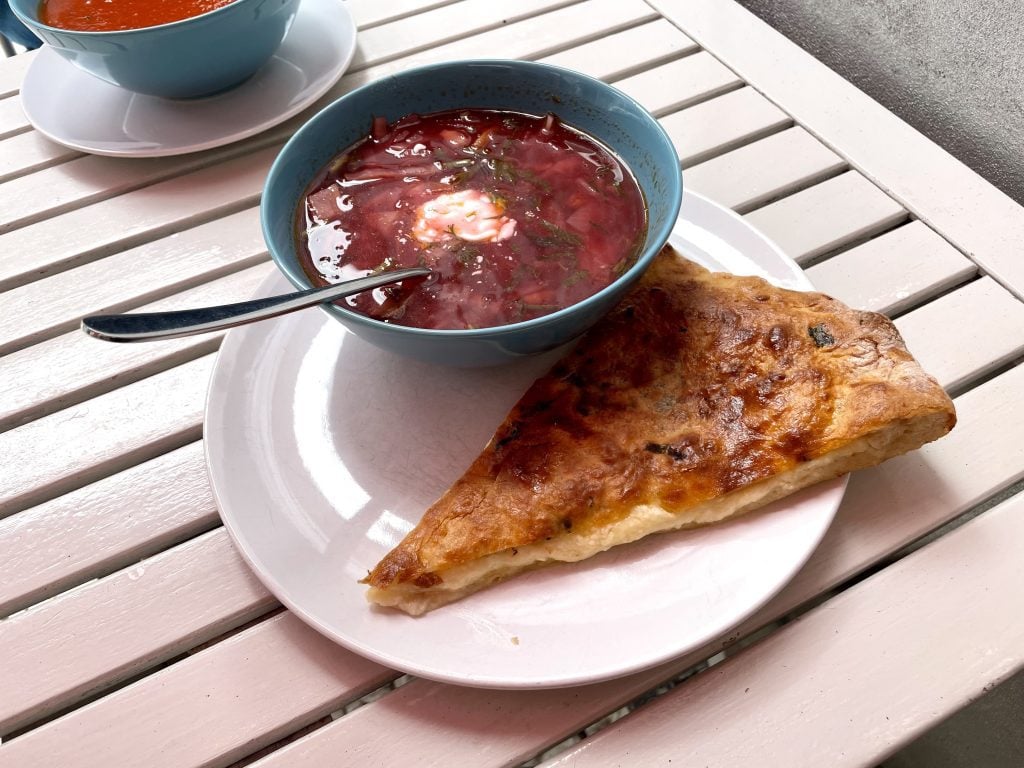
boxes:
[39,0,238,31]
[297,109,647,331]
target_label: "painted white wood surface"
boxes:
[0,95,27,140]
[221,360,1024,768]
[547,491,1024,768]
[0,127,79,183]
[0,529,276,734]
[661,86,792,168]
[0,263,272,430]
[0,150,271,291]
[0,354,214,517]
[684,126,846,213]
[0,2,663,215]
[895,277,1024,393]
[344,0,461,30]
[806,220,977,315]
[745,170,908,264]
[349,0,577,70]
[542,19,698,80]
[0,442,213,616]
[614,51,740,117]
[0,208,265,354]
[5,362,1020,767]
[651,0,1024,298]
[0,612,395,768]
[0,53,31,97]
[1,0,1023,764]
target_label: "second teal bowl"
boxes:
[10,0,300,99]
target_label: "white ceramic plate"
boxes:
[20,0,356,158]
[206,190,845,689]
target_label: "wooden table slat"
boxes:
[895,277,1024,394]
[546,490,1024,768]
[0,126,80,184]
[343,0,463,30]
[0,263,271,431]
[661,86,792,168]
[0,148,272,292]
[0,441,213,617]
[0,0,662,248]
[651,0,1024,298]
[349,0,578,71]
[745,170,908,264]
[0,207,265,355]
[540,18,697,81]
[805,220,978,315]
[0,612,393,768]
[683,125,846,213]
[344,0,658,79]
[0,52,33,99]
[613,50,740,117]
[233,362,1024,768]
[0,94,28,140]
[0,354,214,517]
[0,529,276,736]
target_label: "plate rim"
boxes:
[20,0,356,158]
[206,189,846,688]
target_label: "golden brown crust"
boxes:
[363,247,956,599]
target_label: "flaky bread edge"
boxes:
[366,409,952,616]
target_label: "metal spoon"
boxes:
[81,267,432,343]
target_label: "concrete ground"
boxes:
[735,0,1024,206]
[735,1,1024,764]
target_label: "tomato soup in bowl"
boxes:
[263,60,683,367]
[10,0,299,99]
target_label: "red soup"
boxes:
[297,109,647,330]
[39,0,237,32]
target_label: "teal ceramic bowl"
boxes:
[10,0,299,99]
[263,59,683,367]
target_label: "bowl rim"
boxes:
[10,0,267,38]
[263,58,683,340]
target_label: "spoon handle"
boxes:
[81,267,431,342]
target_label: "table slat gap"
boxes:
[236,362,1024,768]
[894,276,1024,398]
[0,131,81,183]
[657,86,793,169]
[0,3,662,293]
[0,263,272,431]
[0,527,280,736]
[538,19,698,82]
[742,170,909,265]
[0,94,29,139]
[733,163,849,216]
[610,50,743,118]
[682,126,847,214]
[0,48,33,97]
[0,354,216,518]
[347,0,584,73]
[0,207,267,357]
[2,606,287,745]
[345,0,464,31]
[805,220,979,317]
[0,440,216,618]
[0,612,398,768]
[651,0,1024,300]
[0,13,674,209]
[0,134,283,237]
[542,491,1024,768]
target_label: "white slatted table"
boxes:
[2,1,1023,766]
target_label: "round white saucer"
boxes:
[20,0,356,158]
